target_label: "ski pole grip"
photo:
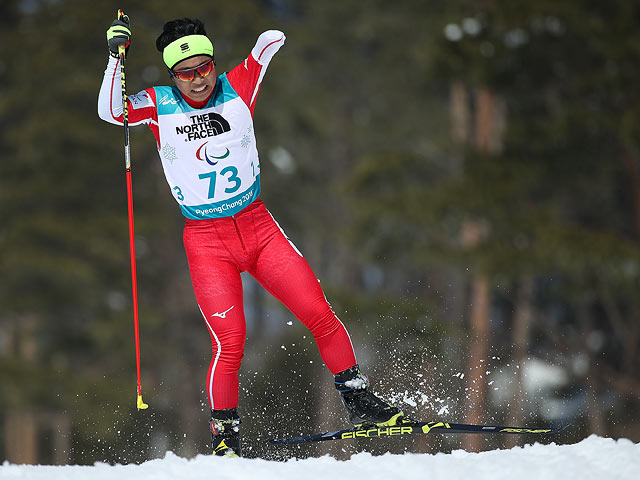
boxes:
[117,9,128,58]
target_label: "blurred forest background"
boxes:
[1,0,640,464]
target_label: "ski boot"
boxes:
[210,408,241,457]
[335,365,407,427]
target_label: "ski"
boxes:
[271,420,565,445]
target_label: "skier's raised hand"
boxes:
[106,11,131,58]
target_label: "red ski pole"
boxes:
[117,8,148,410]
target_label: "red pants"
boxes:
[183,198,357,410]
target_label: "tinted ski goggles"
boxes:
[171,59,215,82]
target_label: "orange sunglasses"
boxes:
[171,59,214,82]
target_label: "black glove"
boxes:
[106,13,131,58]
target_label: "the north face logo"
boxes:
[175,112,232,142]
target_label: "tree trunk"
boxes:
[462,271,491,452]
[51,413,72,465]
[621,146,640,240]
[505,277,534,449]
[475,87,505,154]
[451,82,470,144]
[458,84,503,452]
[4,410,38,464]
[576,303,607,436]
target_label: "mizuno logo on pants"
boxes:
[211,306,234,319]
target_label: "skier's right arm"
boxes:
[97,15,157,127]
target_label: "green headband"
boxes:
[163,34,214,69]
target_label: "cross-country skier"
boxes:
[98,13,406,457]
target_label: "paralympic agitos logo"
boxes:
[175,112,231,141]
[196,141,230,166]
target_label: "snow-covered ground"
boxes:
[1,435,638,480]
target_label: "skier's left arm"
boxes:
[226,30,286,115]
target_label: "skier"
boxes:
[98,13,406,457]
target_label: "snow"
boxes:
[1,435,638,480]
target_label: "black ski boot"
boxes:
[209,408,241,457]
[335,365,406,427]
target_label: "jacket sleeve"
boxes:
[97,56,158,127]
[226,30,286,115]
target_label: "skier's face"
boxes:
[171,55,217,102]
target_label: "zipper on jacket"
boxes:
[231,215,248,255]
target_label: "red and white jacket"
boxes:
[98,30,285,219]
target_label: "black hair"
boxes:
[156,18,208,52]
